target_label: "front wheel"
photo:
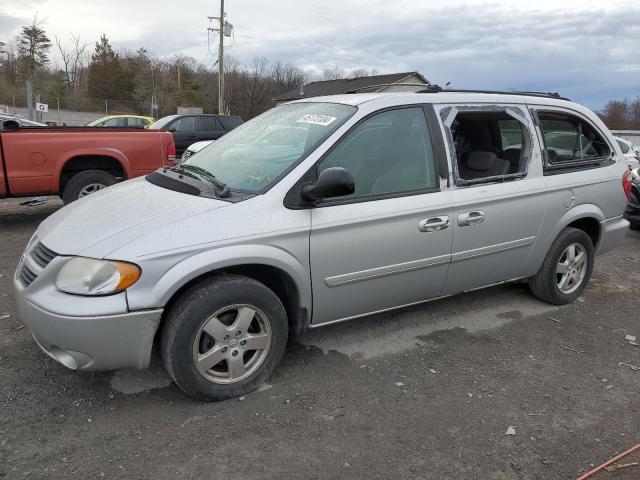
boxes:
[161,275,288,401]
[528,227,594,305]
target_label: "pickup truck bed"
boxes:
[0,126,175,204]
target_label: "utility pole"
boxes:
[26,81,34,121]
[35,94,42,123]
[208,1,233,115]
[218,0,224,115]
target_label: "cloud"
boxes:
[0,10,29,39]
[215,3,640,108]
[1,0,638,109]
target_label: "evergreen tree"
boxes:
[16,19,51,79]
[87,34,133,103]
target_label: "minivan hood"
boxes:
[38,177,230,257]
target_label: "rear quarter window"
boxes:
[535,110,612,172]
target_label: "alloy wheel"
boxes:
[556,242,587,294]
[192,304,272,384]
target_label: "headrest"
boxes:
[467,151,497,171]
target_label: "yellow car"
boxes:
[86,115,155,128]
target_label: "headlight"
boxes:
[56,257,141,296]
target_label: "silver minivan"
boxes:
[14,89,630,401]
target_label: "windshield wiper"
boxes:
[172,164,230,197]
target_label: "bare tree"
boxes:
[348,67,378,79]
[55,34,89,89]
[322,65,346,80]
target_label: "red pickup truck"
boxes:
[0,122,175,204]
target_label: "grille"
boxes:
[30,242,57,268]
[19,265,37,286]
[19,241,58,287]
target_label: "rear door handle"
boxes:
[458,211,485,226]
[418,216,450,232]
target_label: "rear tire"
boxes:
[161,275,288,402]
[528,227,594,305]
[62,170,116,204]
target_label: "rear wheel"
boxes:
[62,170,117,204]
[528,227,594,305]
[161,275,288,401]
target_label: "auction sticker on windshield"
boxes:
[296,114,337,126]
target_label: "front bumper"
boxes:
[15,294,163,371]
[13,242,163,371]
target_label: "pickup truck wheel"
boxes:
[528,227,594,305]
[62,170,117,204]
[161,274,288,402]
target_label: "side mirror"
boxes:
[301,167,355,202]
[168,127,177,132]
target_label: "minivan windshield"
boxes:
[181,102,356,192]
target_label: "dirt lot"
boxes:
[1,198,639,480]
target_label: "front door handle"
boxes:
[418,216,450,232]
[458,211,485,226]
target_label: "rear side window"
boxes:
[440,106,533,185]
[537,111,610,166]
[129,118,149,128]
[618,140,630,154]
[317,107,437,200]
[219,116,243,131]
[104,117,126,127]
[199,116,222,131]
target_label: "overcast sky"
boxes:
[2,0,639,110]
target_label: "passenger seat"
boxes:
[459,151,510,179]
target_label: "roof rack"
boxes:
[345,83,432,94]
[345,83,570,101]
[416,85,570,101]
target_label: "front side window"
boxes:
[537,111,610,164]
[184,102,356,192]
[317,107,437,199]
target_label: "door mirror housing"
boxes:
[301,167,355,202]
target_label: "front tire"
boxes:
[62,170,117,204]
[528,227,594,305]
[161,275,288,401]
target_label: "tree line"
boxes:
[598,99,640,130]
[0,18,379,120]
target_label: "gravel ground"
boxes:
[1,197,639,480]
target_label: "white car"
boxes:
[180,140,214,162]
[615,136,639,170]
